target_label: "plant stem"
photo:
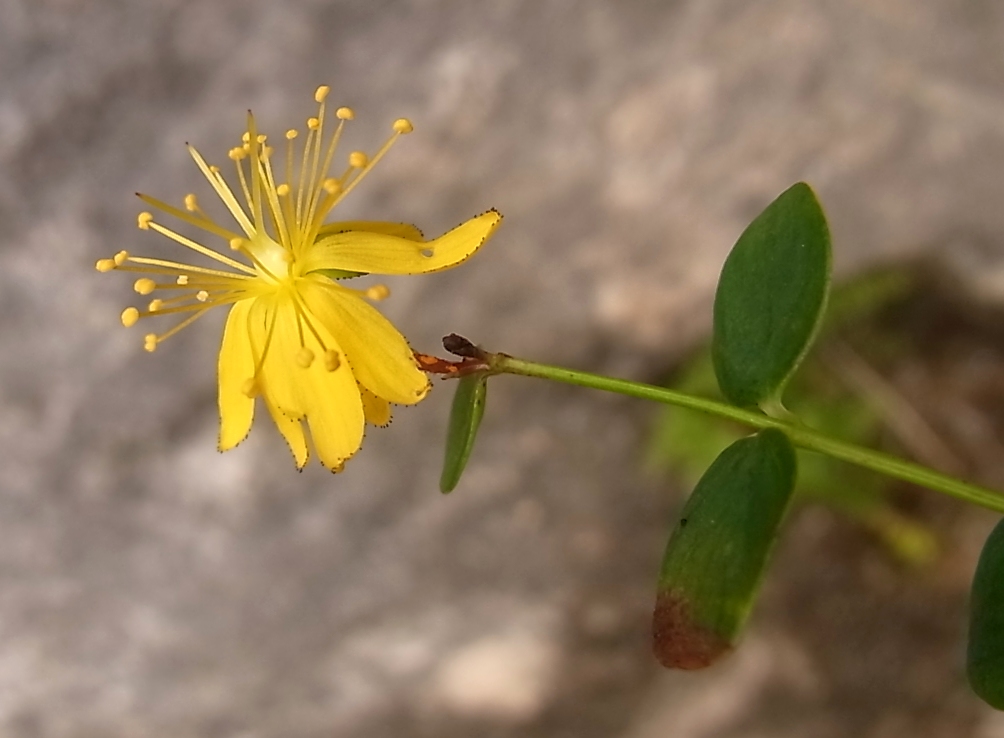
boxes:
[494,354,1004,515]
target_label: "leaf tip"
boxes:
[652,590,731,670]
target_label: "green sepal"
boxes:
[968,517,1004,709]
[653,427,797,669]
[712,182,832,410]
[439,373,489,493]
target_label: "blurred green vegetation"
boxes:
[647,265,947,566]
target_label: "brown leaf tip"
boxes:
[652,590,731,670]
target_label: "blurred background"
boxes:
[3,0,1004,736]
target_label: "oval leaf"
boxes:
[712,182,832,409]
[968,517,1004,709]
[439,373,489,493]
[653,428,797,669]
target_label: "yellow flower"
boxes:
[97,86,501,471]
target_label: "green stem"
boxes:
[493,354,1004,515]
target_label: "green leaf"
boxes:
[968,517,1004,709]
[439,373,489,493]
[653,428,797,669]
[712,182,832,410]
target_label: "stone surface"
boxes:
[2,0,1004,736]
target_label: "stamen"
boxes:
[276,183,290,197]
[177,275,189,285]
[336,107,355,120]
[114,251,129,266]
[134,278,156,295]
[184,194,200,212]
[365,284,390,301]
[323,349,340,372]
[392,118,414,134]
[144,334,158,352]
[121,307,140,327]
[148,299,163,312]
[95,258,116,272]
[196,290,210,302]
[137,212,153,230]
[314,86,330,103]
[348,151,368,168]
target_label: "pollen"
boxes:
[121,307,140,327]
[133,278,156,295]
[296,347,315,368]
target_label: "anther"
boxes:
[323,350,341,372]
[228,147,247,161]
[241,377,259,398]
[365,284,390,301]
[296,347,315,368]
[276,183,291,197]
[137,212,153,230]
[143,334,158,352]
[114,251,129,266]
[315,86,330,103]
[229,237,246,251]
[121,307,140,327]
[133,278,156,295]
[95,258,116,272]
[242,132,251,143]
[257,134,267,144]
[336,107,355,120]
[285,129,298,140]
[148,299,163,312]
[322,178,340,194]
[177,275,189,286]
[209,165,221,174]
[349,151,368,168]
[392,118,414,134]
[307,117,320,131]
[196,290,209,302]
[184,194,199,211]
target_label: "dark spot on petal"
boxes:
[652,590,730,670]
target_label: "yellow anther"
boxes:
[209,165,221,174]
[276,183,290,197]
[336,107,354,120]
[307,117,320,131]
[322,178,340,194]
[365,284,390,301]
[133,278,156,295]
[241,377,259,398]
[143,334,158,352]
[114,251,129,266]
[228,147,247,161]
[184,194,199,211]
[229,237,246,251]
[296,347,315,368]
[257,134,267,144]
[349,151,368,168]
[196,290,209,302]
[121,307,140,327]
[285,129,298,140]
[148,299,163,312]
[95,258,116,272]
[392,118,414,134]
[137,212,153,230]
[242,132,250,143]
[177,275,189,286]
[261,145,273,159]
[314,85,330,103]
[323,349,341,372]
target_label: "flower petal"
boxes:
[261,292,365,470]
[360,385,392,427]
[304,209,501,275]
[264,395,309,469]
[218,299,256,451]
[300,277,429,405]
[317,221,423,242]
